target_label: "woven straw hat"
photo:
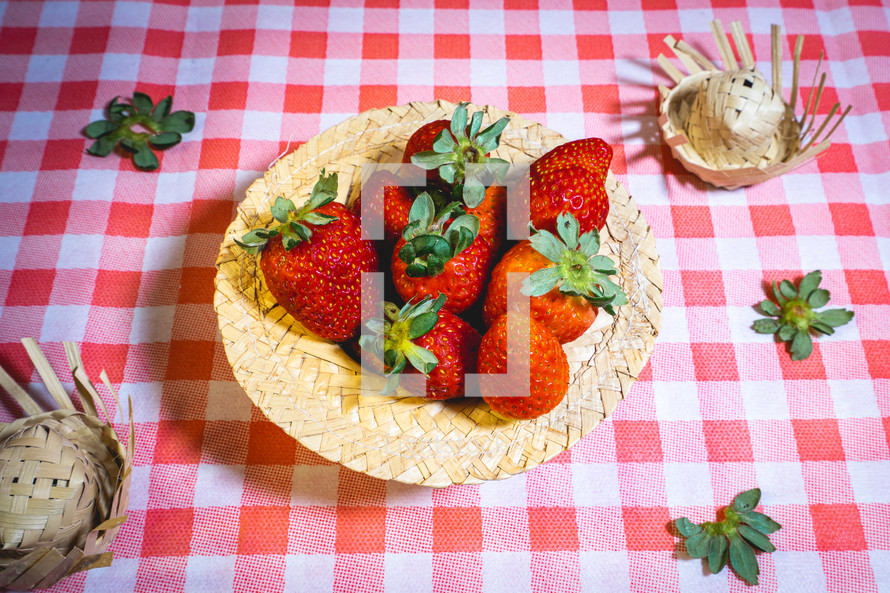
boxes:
[0,339,133,590]
[658,20,850,189]
[215,101,663,488]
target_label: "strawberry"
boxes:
[391,193,492,314]
[466,185,506,255]
[483,212,627,343]
[407,103,510,208]
[359,295,481,399]
[477,313,570,420]
[352,169,415,244]
[515,138,613,235]
[236,171,379,342]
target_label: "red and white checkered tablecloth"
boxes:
[1,0,888,591]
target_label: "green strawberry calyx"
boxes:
[522,212,628,317]
[410,102,510,208]
[358,295,445,395]
[84,93,195,171]
[676,488,781,586]
[753,270,854,361]
[397,192,480,278]
[235,170,339,254]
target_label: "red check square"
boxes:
[576,35,613,60]
[70,27,110,55]
[691,342,739,381]
[6,270,55,306]
[830,203,875,236]
[581,85,619,113]
[166,340,215,381]
[623,507,673,551]
[506,35,542,60]
[336,507,386,553]
[144,29,184,58]
[702,420,754,462]
[218,30,255,56]
[508,87,546,113]
[433,507,483,552]
[41,140,84,170]
[435,35,470,59]
[142,509,194,557]
[750,205,796,236]
[238,506,290,555]
[209,82,248,111]
[363,34,398,59]
[290,32,327,58]
[671,206,714,238]
[528,507,578,551]
[0,28,37,54]
[153,420,205,464]
[793,419,846,461]
[359,85,397,112]
[246,421,297,466]
[613,421,663,463]
[810,504,867,551]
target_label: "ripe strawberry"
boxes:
[407,103,510,209]
[236,171,379,342]
[477,313,570,420]
[352,169,415,244]
[359,295,481,399]
[483,212,627,343]
[514,138,613,235]
[466,185,506,255]
[391,193,492,314]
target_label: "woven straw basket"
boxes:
[214,100,662,487]
[0,339,133,590]
[658,20,850,190]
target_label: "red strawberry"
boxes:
[360,295,481,399]
[483,212,627,343]
[391,193,492,314]
[236,171,379,342]
[513,138,613,236]
[466,185,506,255]
[408,103,510,209]
[353,169,415,244]
[477,313,569,420]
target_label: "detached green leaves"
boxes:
[753,270,854,361]
[676,488,781,586]
[84,94,195,171]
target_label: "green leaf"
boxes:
[753,318,779,334]
[408,193,435,229]
[732,488,761,513]
[461,184,485,208]
[790,329,813,361]
[406,262,427,278]
[408,311,438,340]
[707,535,729,575]
[398,242,416,264]
[738,511,781,535]
[426,253,445,277]
[439,163,457,184]
[119,138,137,153]
[450,103,468,140]
[808,288,830,308]
[432,129,457,153]
[303,212,337,226]
[468,110,483,139]
[152,95,173,121]
[403,343,438,375]
[282,233,298,251]
[411,151,455,170]
[728,531,759,586]
[529,229,565,263]
[133,143,159,170]
[685,532,711,559]
[759,299,780,317]
[160,110,195,133]
[811,321,834,335]
[147,131,181,149]
[475,116,510,148]
[132,92,153,114]
[578,228,601,258]
[523,266,562,297]
[676,517,702,538]
[556,212,580,250]
[772,281,787,305]
[817,308,854,328]
[797,270,822,301]
[737,525,776,553]
[777,324,796,342]
[271,197,295,223]
[84,119,117,138]
[779,279,798,299]
[290,222,311,243]
[87,136,115,157]
[382,372,402,395]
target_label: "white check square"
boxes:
[741,381,791,420]
[542,60,580,87]
[40,306,90,342]
[130,306,176,345]
[9,111,53,141]
[469,9,504,35]
[847,461,890,503]
[156,171,198,205]
[111,2,151,28]
[249,55,288,84]
[399,9,434,34]
[206,381,253,422]
[773,552,828,592]
[185,556,235,593]
[608,11,645,35]
[579,551,630,592]
[193,464,245,508]
[664,463,714,506]
[539,11,574,36]
[0,237,19,270]
[782,173,826,204]
[241,110,284,141]
[755,462,808,504]
[385,554,433,593]
[479,472,527,507]
[285,555,335,593]
[117,382,162,424]
[829,380,880,419]
[653,381,700,421]
[185,6,222,32]
[56,235,103,270]
[256,5,294,31]
[26,55,67,83]
[142,236,186,271]
[482,552,531,593]
[72,170,117,202]
[572,463,621,506]
[324,59,360,86]
[99,54,141,82]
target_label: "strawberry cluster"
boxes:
[238,104,627,420]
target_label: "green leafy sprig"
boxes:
[84,93,195,171]
[677,489,781,586]
[523,212,628,317]
[235,171,339,254]
[358,295,446,395]
[397,193,480,278]
[410,102,510,208]
[753,270,854,360]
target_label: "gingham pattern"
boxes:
[0,1,888,591]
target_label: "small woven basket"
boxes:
[658,20,850,189]
[0,339,133,590]
[215,100,663,487]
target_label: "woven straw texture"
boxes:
[0,340,134,590]
[214,100,662,488]
[657,20,850,189]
